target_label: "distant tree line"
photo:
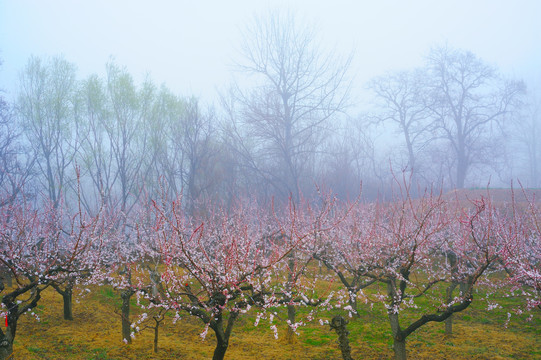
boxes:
[1,11,539,216]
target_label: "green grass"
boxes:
[87,348,113,360]
[27,346,44,353]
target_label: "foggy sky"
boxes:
[1,0,540,105]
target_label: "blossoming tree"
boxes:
[315,184,514,360]
[131,195,337,360]
[0,192,110,359]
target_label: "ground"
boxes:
[9,284,540,359]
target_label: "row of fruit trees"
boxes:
[1,178,539,360]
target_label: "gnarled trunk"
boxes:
[1,290,32,360]
[0,271,11,288]
[446,282,468,336]
[330,315,353,360]
[0,317,15,360]
[445,282,458,336]
[1,284,43,360]
[0,336,14,360]
[445,251,458,336]
[212,334,229,360]
[210,311,239,360]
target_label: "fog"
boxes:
[2,1,539,101]
[1,0,540,207]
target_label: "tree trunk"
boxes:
[52,280,75,320]
[0,315,16,360]
[212,336,229,360]
[286,252,296,343]
[121,290,133,343]
[153,321,159,353]
[404,128,418,190]
[0,272,11,288]
[388,311,407,360]
[456,142,468,189]
[286,303,296,342]
[445,314,453,336]
[445,251,458,336]
[1,285,43,360]
[392,337,407,360]
[62,289,73,321]
[330,315,353,360]
[445,283,457,336]
[0,338,13,360]
[445,279,467,336]
[211,312,238,360]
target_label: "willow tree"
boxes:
[104,60,155,215]
[17,56,78,208]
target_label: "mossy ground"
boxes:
[8,282,540,360]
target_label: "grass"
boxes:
[5,277,540,360]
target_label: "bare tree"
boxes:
[318,116,380,200]
[177,99,222,213]
[0,60,36,288]
[367,69,432,185]
[426,45,524,188]
[228,10,351,203]
[0,79,34,207]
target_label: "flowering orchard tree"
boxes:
[439,194,511,336]
[265,235,320,343]
[119,200,173,351]
[132,195,336,360]
[145,198,276,360]
[261,195,341,342]
[348,189,452,360]
[500,192,541,313]
[313,202,379,316]
[315,185,516,360]
[0,194,109,360]
[49,192,119,322]
[85,207,144,345]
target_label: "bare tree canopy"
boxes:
[0,61,34,206]
[426,45,525,188]
[227,10,351,203]
[366,45,526,190]
[367,69,432,185]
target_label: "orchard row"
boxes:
[1,183,539,360]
